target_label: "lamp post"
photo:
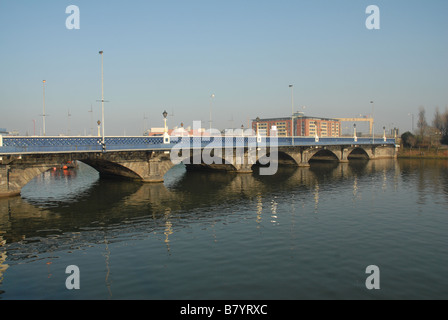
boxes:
[67,109,71,136]
[289,84,294,144]
[353,123,357,142]
[99,51,105,148]
[42,80,46,136]
[143,113,148,135]
[370,100,374,144]
[383,126,386,142]
[88,105,93,136]
[97,120,101,137]
[408,113,414,132]
[163,110,168,132]
[209,94,215,131]
[163,110,170,144]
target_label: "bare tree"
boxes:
[417,106,428,143]
[443,107,448,144]
[432,106,448,145]
[433,107,442,130]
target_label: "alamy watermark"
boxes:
[65,265,80,290]
[65,5,80,30]
[64,264,381,292]
[65,5,380,30]
[365,265,380,290]
[169,121,279,176]
[365,5,380,30]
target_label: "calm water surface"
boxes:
[0,159,447,299]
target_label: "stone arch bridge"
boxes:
[0,135,397,198]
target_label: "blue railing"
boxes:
[0,135,396,155]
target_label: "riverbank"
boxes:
[397,146,448,159]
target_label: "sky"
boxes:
[0,0,447,136]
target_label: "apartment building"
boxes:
[252,114,340,137]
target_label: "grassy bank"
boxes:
[397,146,448,159]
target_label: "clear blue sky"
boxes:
[1,0,447,136]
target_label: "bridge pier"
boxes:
[0,165,20,197]
[338,148,350,163]
[1,154,71,197]
[299,149,312,167]
[278,148,310,167]
[79,151,175,183]
[142,154,176,182]
[230,149,255,173]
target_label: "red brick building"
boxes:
[252,114,340,137]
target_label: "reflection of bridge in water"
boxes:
[4,157,448,289]
[0,159,402,247]
[1,159,447,299]
[0,135,397,197]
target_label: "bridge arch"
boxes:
[79,159,142,180]
[183,159,238,172]
[347,147,370,160]
[308,149,340,162]
[276,151,301,166]
[172,148,239,172]
[0,164,56,197]
[77,151,176,183]
[254,150,300,168]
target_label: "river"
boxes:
[0,159,447,299]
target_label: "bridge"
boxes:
[0,135,397,198]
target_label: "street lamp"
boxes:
[163,110,168,131]
[353,123,357,142]
[209,93,215,131]
[255,117,260,134]
[97,120,101,137]
[370,101,374,144]
[99,50,105,149]
[67,109,71,136]
[289,84,294,144]
[255,117,261,142]
[383,126,386,141]
[163,110,170,144]
[408,113,414,132]
[42,80,46,136]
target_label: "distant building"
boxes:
[144,124,206,136]
[252,113,341,137]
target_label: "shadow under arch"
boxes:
[180,152,238,172]
[79,159,142,180]
[309,149,339,162]
[257,150,298,166]
[348,147,370,160]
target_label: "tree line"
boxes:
[401,106,448,148]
